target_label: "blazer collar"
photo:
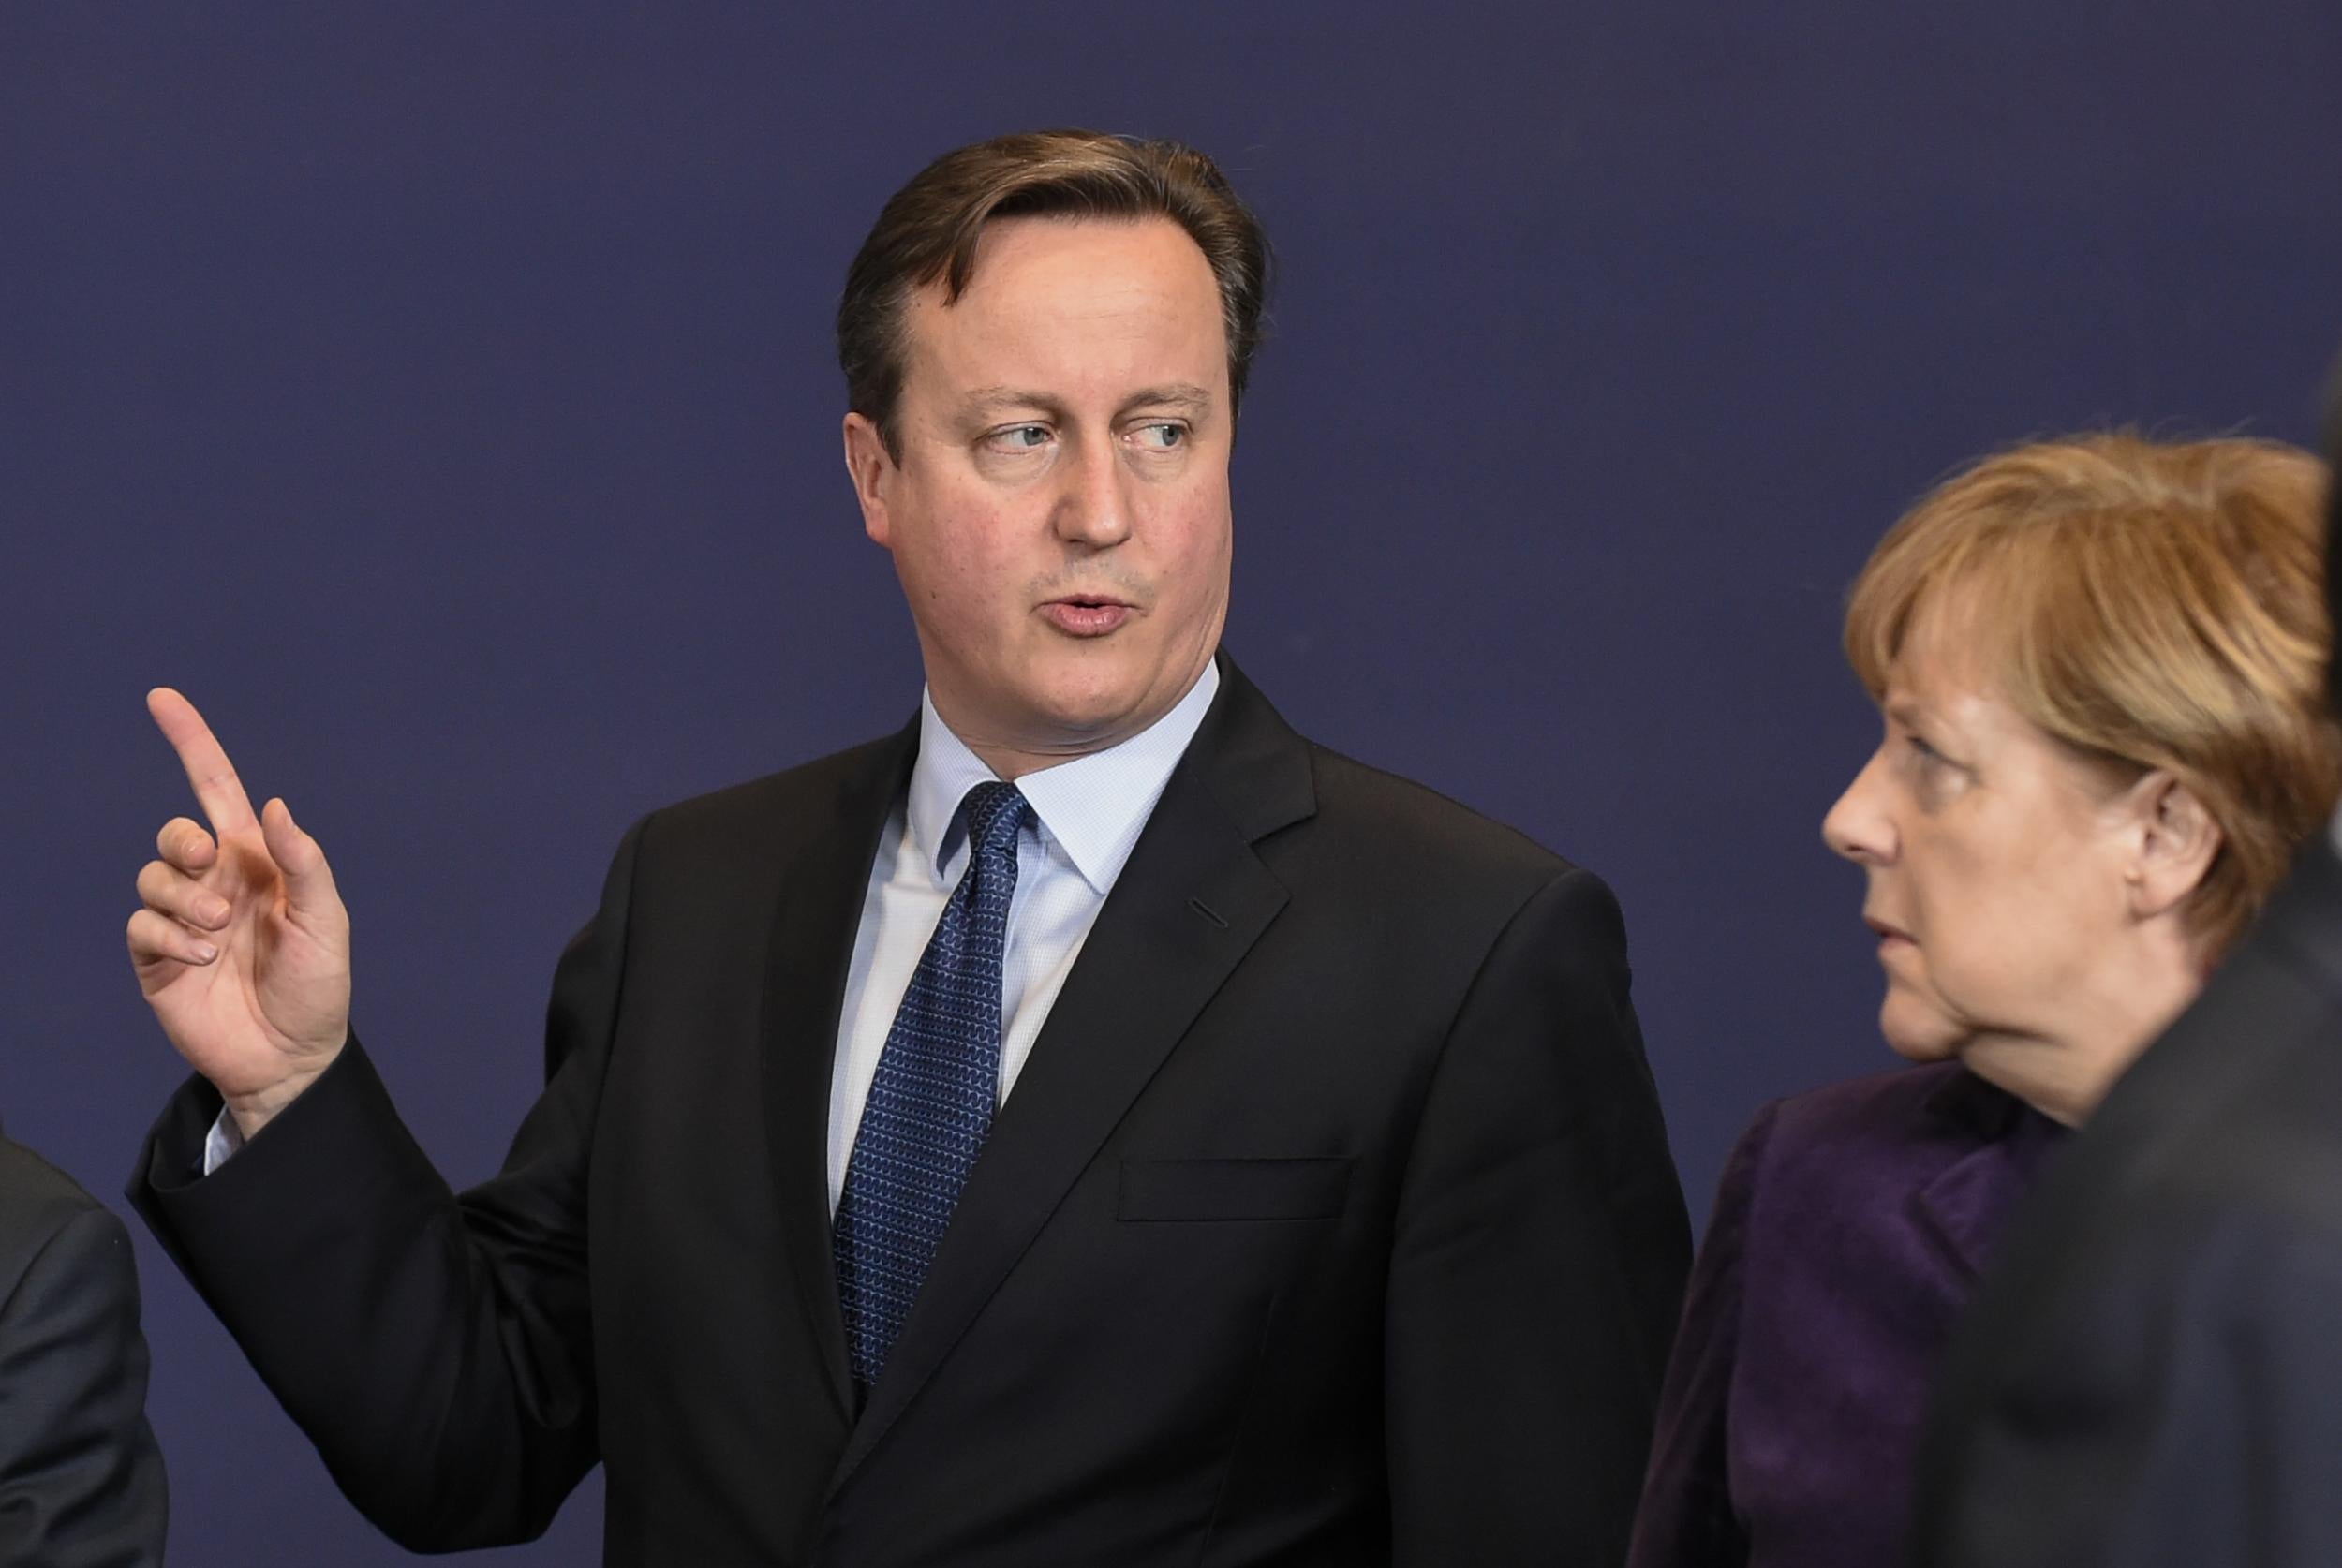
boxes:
[1910,1070,2068,1281]
[825,649,1314,1497]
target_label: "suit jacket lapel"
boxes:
[760,719,918,1424]
[828,656,1316,1497]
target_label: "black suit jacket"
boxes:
[132,656,1690,1566]
[0,1134,167,1568]
[1910,841,2342,1567]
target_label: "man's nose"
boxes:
[1051,438,1134,550]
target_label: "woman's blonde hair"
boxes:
[1845,432,2340,956]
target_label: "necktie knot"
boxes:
[961,781,1030,861]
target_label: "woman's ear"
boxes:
[2123,771,2223,921]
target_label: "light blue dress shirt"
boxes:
[825,662,1220,1212]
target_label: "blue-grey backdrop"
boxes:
[6,4,2340,1562]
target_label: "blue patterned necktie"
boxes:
[833,779,1032,1398]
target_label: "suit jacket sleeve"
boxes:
[1384,867,1693,1566]
[127,817,645,1552]
[1626,1102,1772,1568]
[1918,1207,2342,1568]
[0,1203,169,1568]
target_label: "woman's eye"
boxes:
[985,424,1052,454]
[1904,733,1966,784]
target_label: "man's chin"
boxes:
[1020,662,1189,741]
[1026,689,1157,750]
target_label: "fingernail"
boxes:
[192,941,218,963]
[200,897,230,925]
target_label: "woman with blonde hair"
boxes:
[1628,433,2339,1568]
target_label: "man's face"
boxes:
[844,215,1234,773]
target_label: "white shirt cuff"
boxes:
[201,1106,246,1175]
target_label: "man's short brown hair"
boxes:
[837,129,1272,460]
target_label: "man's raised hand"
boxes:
[127,688,352,1139]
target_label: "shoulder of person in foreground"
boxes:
[1911,896,2342,1568]
[0,1132,170,1568]
[1913,1181,2342,1567]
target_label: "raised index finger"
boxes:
[147,688,259,834]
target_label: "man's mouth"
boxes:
[1040,596,1135,637]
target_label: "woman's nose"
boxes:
[1824,750,1897,865]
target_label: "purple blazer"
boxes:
[1627,1063,2067,1568]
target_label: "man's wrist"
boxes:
[222,1056,336,1142]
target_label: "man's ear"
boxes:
[843,412,897,549]
[2123,770,2223,921]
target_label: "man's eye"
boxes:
[985,424,1053,453]
[1132,422,1187,451]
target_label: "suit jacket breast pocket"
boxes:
[1117,1157,1355,1222]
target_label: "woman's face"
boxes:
[1822,625,2165,1106]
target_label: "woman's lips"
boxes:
[1041,600,1133,636]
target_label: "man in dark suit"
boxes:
[0,1130,168,1567]
[1909,394,2342,1566]
[122,129,1690,1565]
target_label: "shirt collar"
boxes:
[907,660,1222,896]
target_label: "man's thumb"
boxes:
[260,797,344,925]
